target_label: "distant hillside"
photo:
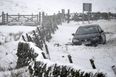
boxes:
[0,0,40,14]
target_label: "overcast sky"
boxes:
[2,0,116,14]
[20,0,116,14]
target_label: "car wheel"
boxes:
[100,33,106,44]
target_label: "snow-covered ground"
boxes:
[0,25,36,44]
[47,20,116,77]
[0,20,116,77]
[0,25,36,71]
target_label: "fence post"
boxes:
[2,11,5,25]
[67,9,70,23]
[112,65,116,75]
[90,59,96,69]
[22,35,26,41]
[39,12,41,25]
[42,12,45,25]
[6,13,8,24]
[41,52,47,59]
[57,11,62,25]
[61,9,65,22]
[68,55,73,63]
[37,14,39,25]
[44,44,51,60]
[32,13,33,22]
[18,13,20,22]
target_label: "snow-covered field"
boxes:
[47,20,116,77]
[0,20,116,77]
[0,25,36,71]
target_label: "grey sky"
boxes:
[1,0,116,14]
[22,0,116,14]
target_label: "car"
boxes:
[72,24,106,46]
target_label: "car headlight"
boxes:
[72,38,79,42]
[92,37,99,40]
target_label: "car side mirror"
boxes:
[72,33,75,36]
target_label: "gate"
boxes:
[6,14,39,26]
[0,12,41,26]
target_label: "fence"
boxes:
[7,14,39,26]
[0,12,41,26]
[0,10,70,26]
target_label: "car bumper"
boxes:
[73,37,100,44]
[81,37,100,44]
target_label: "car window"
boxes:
[76,26,98,34]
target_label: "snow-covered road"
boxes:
[47,20,116,77]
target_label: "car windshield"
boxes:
[76,26,98,34]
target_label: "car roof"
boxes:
[79,24,99,28]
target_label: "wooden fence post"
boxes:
[39,12,41,25]
[18,13,20,22]
[32,13,33,22]
[22,35,26,41]
[61,9,65,22]
[57,11,62,25]
[37,14,39,25]
[90,59,96,69]
[41,52,47,59]
[42,12,45,25]
[44,44,51,60]
[6,13,8,24]
[68,55,73,63]
[26,33,30,42]
[67,9,70,23]
[2,11,5,25]
[112,65,116,75]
